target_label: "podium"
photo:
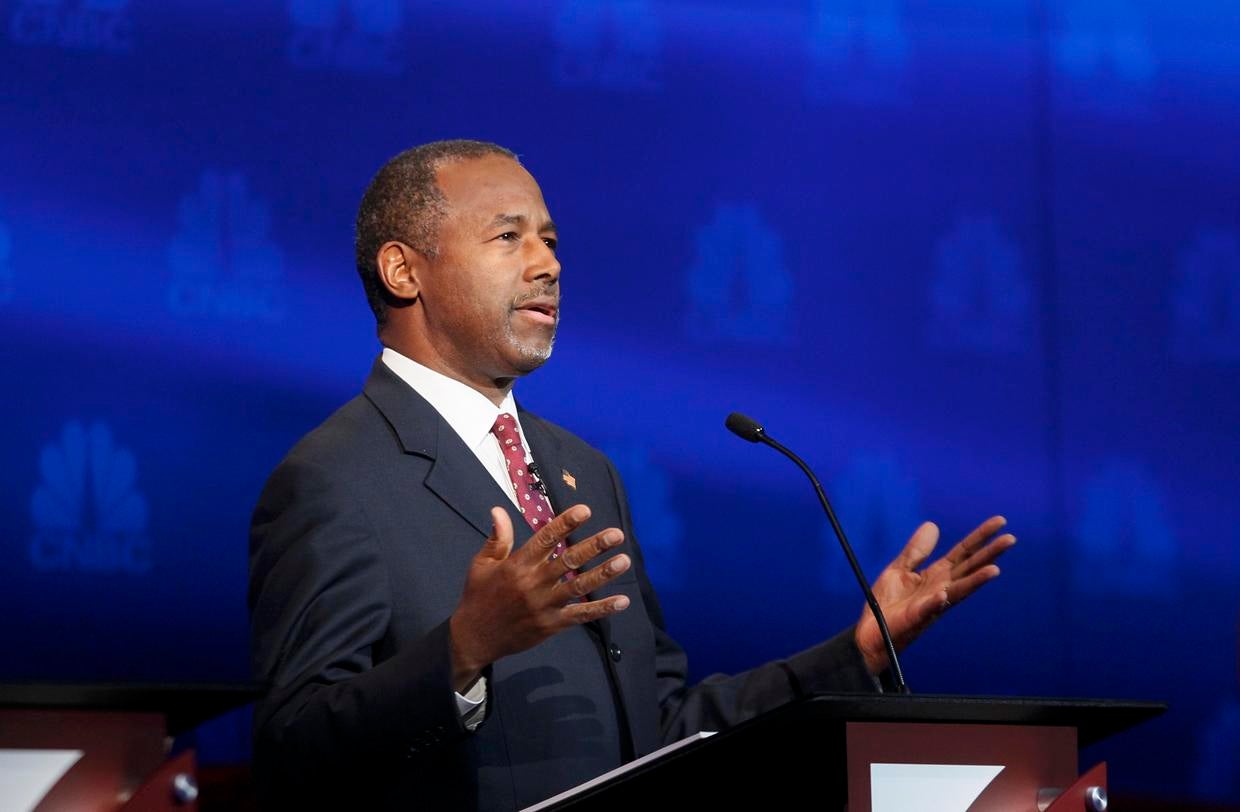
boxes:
[545,693,1165,811]
[0,683,256,812]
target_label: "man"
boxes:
[249,139,1014,810]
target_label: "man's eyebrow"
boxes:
[486,213,557,233]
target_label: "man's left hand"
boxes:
[854,516,1016,675]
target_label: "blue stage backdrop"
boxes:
[2,0,1238,804]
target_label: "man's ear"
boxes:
[376,241,425,304]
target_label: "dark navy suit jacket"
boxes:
[249,360,877,810]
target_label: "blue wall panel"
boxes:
[1,0,1237,803]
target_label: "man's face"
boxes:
[418,155,561,387]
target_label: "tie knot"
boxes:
[491,413,522,451]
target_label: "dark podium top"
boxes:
[546,693,1166,810]
[0,682,259,735]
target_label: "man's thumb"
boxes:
[480,506,514,560]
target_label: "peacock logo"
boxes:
[1053,0,1156,114]
[1072,459,1176,596]
[929,215,1033,355]
[806,0,909,105]
[1173,228,1240,362]
[167,170,286,322]
[287,0,404,74]
[8,0,132,52]
[685,203,793,345]
[30,420,152,574]
[553,0,662,90]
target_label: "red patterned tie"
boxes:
[490,413,574,577]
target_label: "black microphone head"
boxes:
[725,412,765,443]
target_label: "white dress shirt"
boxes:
[381,347,538,730]
[382,347,532,508]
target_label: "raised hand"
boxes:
[448,504,631,691]
[854,516,1016,675]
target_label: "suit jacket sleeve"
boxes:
[248,453,470,791]
[601,459,880,746]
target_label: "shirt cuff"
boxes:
[454,675,488,731]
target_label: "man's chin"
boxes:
[515,346,553,374]
[509,336,554,375]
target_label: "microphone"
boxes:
[725,411,909,694]
[527,462,549,496]
[724,412,765,443]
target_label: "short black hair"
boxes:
[354,139,518,325]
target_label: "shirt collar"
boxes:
[380,347,519,454]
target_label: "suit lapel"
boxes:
[425,435,534,545]
[363,358,532,545]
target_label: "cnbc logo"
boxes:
[806,0,909,105]
[552,0,662,90]
[166,170,286,322]
[1054,0,1156,85]
[8,0,133,52]
[30,420,152,574]
[1073,459,1177,597]
[1053,0,1156,114]
[929,215,1032,355]
[1173,228,1240,362]
[684,203,793,345]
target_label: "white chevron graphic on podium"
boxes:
[0,750,83,812]
[871,763,1005,811]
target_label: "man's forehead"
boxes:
[435,155,550,222]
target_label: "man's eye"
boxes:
[498,232,518,242]
[543,238,558,251]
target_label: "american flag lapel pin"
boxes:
[561,469,577,490]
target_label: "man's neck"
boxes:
[380,338,514,407]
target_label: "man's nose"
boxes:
[524,241,561,284]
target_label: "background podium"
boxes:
[544,693,1165,811]
[0,684,255,812]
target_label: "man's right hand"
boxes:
[448,504,632,692]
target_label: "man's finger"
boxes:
[952,533,1016,578]
[558,553,631,599]
[560,594,631,625]
[946,563,1002,604]
[895,522,940,571]
[559,528,625,572]
[944,516,1008,566]
[479,507,514,561]
[520,504,592,558]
